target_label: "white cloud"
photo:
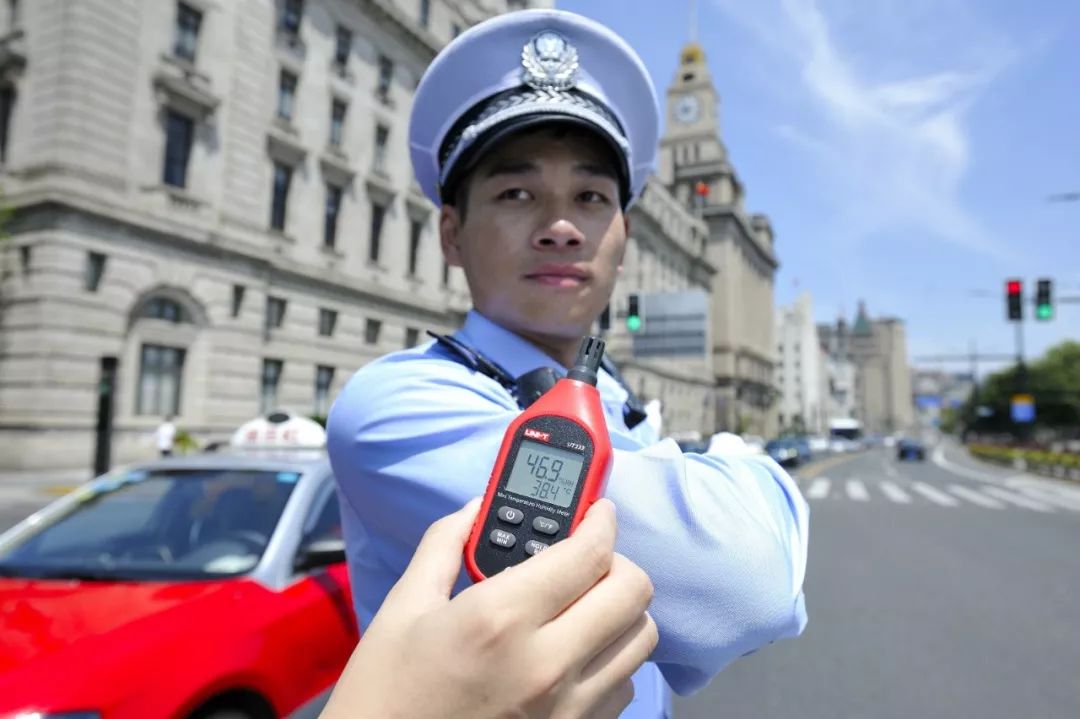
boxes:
[709,0,1017,261]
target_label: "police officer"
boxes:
[328,9,808,718]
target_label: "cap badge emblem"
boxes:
[521,31,579,91]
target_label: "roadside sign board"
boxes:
[630,290,709,358]
[1010,394,1036,423]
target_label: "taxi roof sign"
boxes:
[231,412,327,449]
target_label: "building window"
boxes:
[141,297,191,323]
[84,252,106,292]
[408,219,423,276]
[314,365,335,416]
[376,55,393,102]
[280,0,303,37]
[137,344,185,416]
[373,123,389,173]
[507,0,527,9]
[451,23,462,38]
[19,245,30,276]
[419,0,430,27]
[324,183,343,248]
[404,327,420,348]
[162,110,194,188]
[270,162,292,231]
[173,2,202,62]
[266,295,287,329]
[0,84,13,164]
[329,99,346,148]
[231,285,245,318]
[7,0,19,30]
[260,358,283,414]
[442,260,450,286]
[334,25,351,68]
[277,70,298,121]
[364,318,381,345]
[318,308,337,337]
[369,202,386,263]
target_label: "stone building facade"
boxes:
[0,0,722,470]
[775,293,826,435]
[656,43,779,437]
[818,302,914,434]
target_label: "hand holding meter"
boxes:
[465,336,613,581]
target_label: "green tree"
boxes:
[960,341,1080,435]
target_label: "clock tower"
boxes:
[657,42,726,203]
[657,40,781,437]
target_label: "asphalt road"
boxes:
[676,441,1080,719]
[5,444,1080,719]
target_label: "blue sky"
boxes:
[558,0,1079,374]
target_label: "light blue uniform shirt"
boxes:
[328,311,809,718]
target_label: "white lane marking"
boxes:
[935,443,1080,508]
[804,478,831,500]
[879,481,912,504]
[946,484,1006,510]
[1006,482,1080,512]
[931,445,1005,484]
[846,479,870,502]
[911,482,961,507]
[980,486,1055,513]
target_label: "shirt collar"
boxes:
[457,310,629,408]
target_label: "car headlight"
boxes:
[16,712,102,719]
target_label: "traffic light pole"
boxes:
[1014,314,1030,442]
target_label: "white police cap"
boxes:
[409,9,659,209]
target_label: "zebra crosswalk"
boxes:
[802,477,1078,514]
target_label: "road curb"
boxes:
[964,450,1080,486]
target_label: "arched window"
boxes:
[141,297,192,323]
[129,292,201,417]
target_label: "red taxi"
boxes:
[0,414,358,719]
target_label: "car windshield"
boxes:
[0,467,301,581]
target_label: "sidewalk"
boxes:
[0,467,93,499]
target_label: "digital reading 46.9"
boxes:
[524,451,574,502]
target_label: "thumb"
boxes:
[391,497,483,609]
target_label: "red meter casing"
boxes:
[465,353,613,581]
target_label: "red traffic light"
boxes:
[1006,280,1021,295]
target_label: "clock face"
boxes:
[674,94,700,123]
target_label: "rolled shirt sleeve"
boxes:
[328,350,808,697]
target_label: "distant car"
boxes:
[897,438,927,461]
[830,438,862,453]
[791,437,813,464]
[808,435,830,454]
[765,439,801,468]
[0,414,358,719]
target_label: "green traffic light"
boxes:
[626,315,642,332]
[1037,305,1053,320]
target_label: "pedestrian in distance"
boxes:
[155,415,176,458]
[328,9,809,717]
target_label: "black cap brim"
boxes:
[439,113,633,209]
